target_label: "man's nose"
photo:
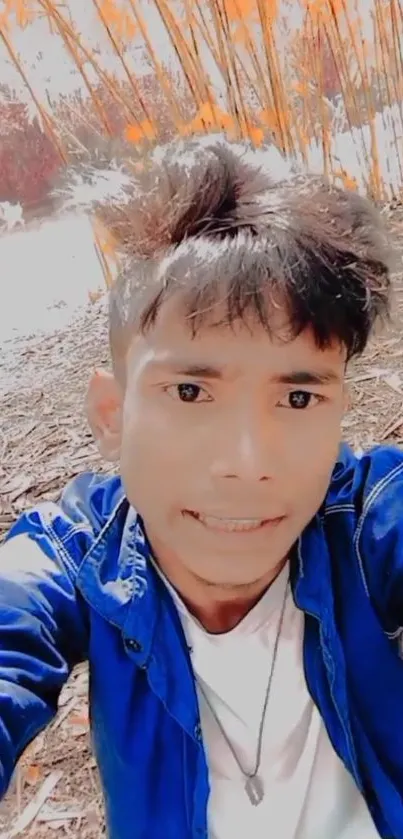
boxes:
[210,410,278,482]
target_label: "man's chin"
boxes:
[187,556,288,592]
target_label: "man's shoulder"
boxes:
[326,442,403,513]
[5,470,127,570]
[58,470,126,530]
[325,444,403,633]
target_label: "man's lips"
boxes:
[184,510,285,533]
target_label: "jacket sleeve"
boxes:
[0,471,116,800]
[354,445,403,638]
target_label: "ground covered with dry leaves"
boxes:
[0,208,403,839]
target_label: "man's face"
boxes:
[92,298,346,587]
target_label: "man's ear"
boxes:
[343,381,350,413]
[86,369,123,462]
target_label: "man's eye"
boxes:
[279,390,322,410]
[166,384,211,403]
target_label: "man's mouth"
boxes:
[185,511,284,533]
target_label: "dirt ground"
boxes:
[1,207,403,838]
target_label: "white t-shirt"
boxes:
[157,562,379,839]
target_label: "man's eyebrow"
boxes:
[153,361,224,379]
[271,370,341,385]
[151,361,340,385]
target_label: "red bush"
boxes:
[0,70,196,215]
[0,95,61,209]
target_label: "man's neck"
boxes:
[154,557,289,634]
[181,589,268,634]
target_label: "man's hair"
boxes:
[88,134,393,374]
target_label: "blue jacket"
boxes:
[2,443,403,838]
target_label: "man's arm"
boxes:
[0,472,115,799]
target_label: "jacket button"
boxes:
[194,723,202,741]
[126,638,142,653]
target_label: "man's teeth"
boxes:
[196,514,266,532]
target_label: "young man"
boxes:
[0,134,402,839]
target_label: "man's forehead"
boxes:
[128,320,345,383]
[125,291,345,375]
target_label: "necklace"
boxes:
[197,573,289,807]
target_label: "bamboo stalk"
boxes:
[192,1,247,132]
[126,0,188,131]
[205,0,243,137]
[390,0,403,104]
[42,0,113,136]
[374,0,402,196]
[316,23,332,182]
[182,0,216,118]
[37,0,147,127]
[322,3,372,193]
[213,0,250,137]
[369,9,384,201]
[151,0,206,107]
[255,0,292,154]
[197,3,271,111]
[0,26,67,162]
[90,0,156,140]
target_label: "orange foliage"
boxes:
[245,124,265,145]
[222,0,279,23]
[257,107,283,144]
[180,102,267,146]
[125,119,156,143]
[222,0,258,21]
[97,0,137,43]
[0,0,36,30]
[182,101,235,134]
[300,0,343,21]
[333,168,359,191]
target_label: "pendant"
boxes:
[245,775,264,806]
